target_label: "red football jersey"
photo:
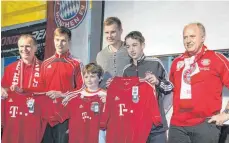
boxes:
[1,92,56,143]
[56,89,106,143]
[101,77,162,143]
[31,52,85,125]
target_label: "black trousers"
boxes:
[42,119,69,143]
[168,120,221,143]
[146,131,167,143]
[219,125,229,143]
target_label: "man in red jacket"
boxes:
[169,22,229,143]
[40,26,84,143]
[1,34,41,98]
[1,34,44,142]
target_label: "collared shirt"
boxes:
[96,44,130,88]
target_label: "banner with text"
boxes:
[1,22,46,61]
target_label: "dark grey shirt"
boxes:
[96,44,130,88]
[123,55,173,133]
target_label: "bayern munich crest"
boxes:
[183,65,196,84]
[183,69,191,84]
[54,1,88,30]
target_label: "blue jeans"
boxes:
[99,130,106,143]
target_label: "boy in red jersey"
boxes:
[58,63,106,143]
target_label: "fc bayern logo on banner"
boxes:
[54,1,88,30]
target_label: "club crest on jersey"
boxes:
[183,69,191,84]
[132,86,139,103]
[54,1,88,30]
[201,59,211,66]
[176,61,185,71]
[26,97,35,113]
[91,102,99,113]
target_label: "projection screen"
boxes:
[103,1,229,56]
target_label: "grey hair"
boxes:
[185,22,206,37]
[196,22,206,37]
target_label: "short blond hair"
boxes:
[104,17,122,30]
[54,26,72,41]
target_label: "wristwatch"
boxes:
[223,109,229,114]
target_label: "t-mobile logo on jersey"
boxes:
[9,106,29,117]
[119,104,128,116]
[9,106,19,118]
[82,112,91,122]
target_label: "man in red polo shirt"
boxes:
[40,26,84,143]
[169,22,229,143]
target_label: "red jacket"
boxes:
[1,59,42,90]
[39,51,84,93]
[34,52,84,119]
[101,77,161,143]
[170,46,229,126]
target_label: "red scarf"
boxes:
[179,45,208,108]
[183,45,208,64]
[11,58,40,89]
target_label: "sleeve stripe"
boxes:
[215,52,229,72]
[43,56,55,68]
[65,56,85,93]
[160,82,173,91]
[64,90,82,104]
[145,56,174,92]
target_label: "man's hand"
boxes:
[99,91,107,103]
[106,78,113,88]
[10,85,23,93]
[46,91,63,99]
[1,87,8,99]
[208,112,229,126]
[144,72,159,85]
[62,96,70,106]
[100,96,106,103]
